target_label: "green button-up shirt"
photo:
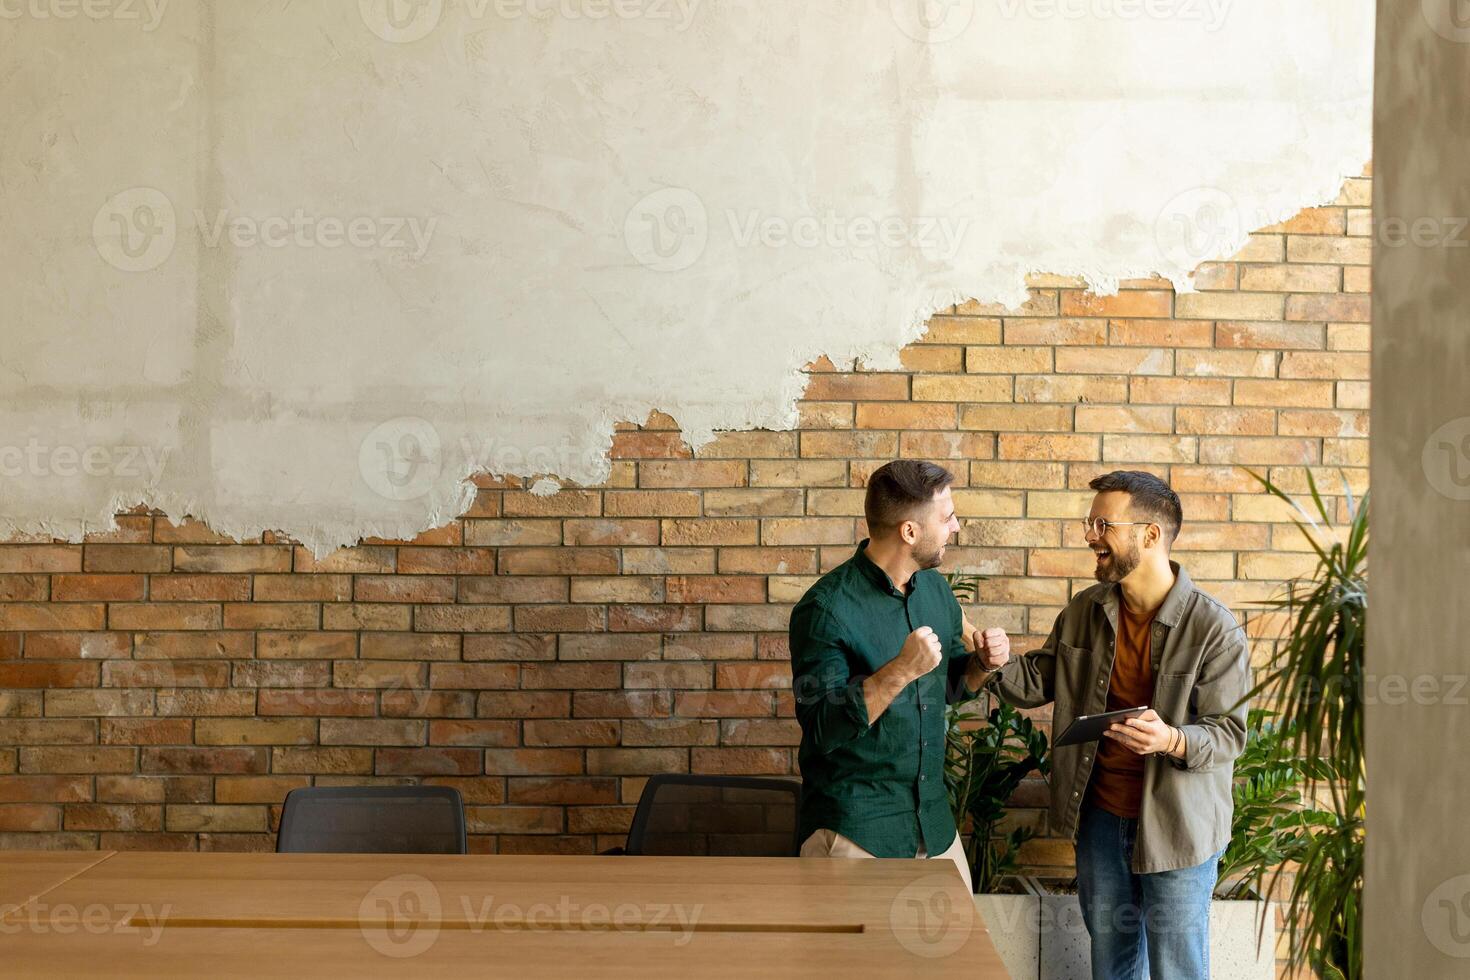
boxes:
[788,541,980,858]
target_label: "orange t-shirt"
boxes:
[1086,601,1157,819]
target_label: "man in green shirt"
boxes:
[788,460,1008,891]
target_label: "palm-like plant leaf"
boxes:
[1231,471,1366,980]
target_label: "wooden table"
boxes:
[0,851,1008,978]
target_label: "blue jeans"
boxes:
[1074,801,1222,980]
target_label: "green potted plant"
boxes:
[943,571,1054,976]
[1233,471,1366,980]
[946,696,1051,978]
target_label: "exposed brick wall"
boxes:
[0,174,1370,861]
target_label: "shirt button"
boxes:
[919,774,926,781]
[1072,791,1079,798]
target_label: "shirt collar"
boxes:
[854,539,908,597]
[1093,560,1192,627]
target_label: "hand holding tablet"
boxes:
[1054,706,1150,747]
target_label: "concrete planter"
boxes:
[974,876,1275,979]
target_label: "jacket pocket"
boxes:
[1151,670,1194,725]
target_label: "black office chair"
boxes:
[620,774,802,857]
[276,786,467,854]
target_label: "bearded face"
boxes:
[1092,529,1143,584]
[911,522,949,571]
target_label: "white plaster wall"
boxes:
[0,0,1372,554]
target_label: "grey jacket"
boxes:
[985,562,1250,873]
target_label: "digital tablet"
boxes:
[1054,706,1150,747]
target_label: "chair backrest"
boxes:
[276,786,467,854]
[623,775,801,857]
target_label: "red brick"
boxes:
[429,664,517,689]
[0,662,100,688]
[152,575,255,602]
[638,461,747,489]
[173,546,292,574]
[109,603,221,631]
[514,605,606,632]
[0,605,106,631]
[483,749,584,776]
[376,748,482,776]
[396,547,496,575]
[498,548,619,575]
[0,775,92,803]
[0,546,81,573]
[84,545,171,573]
[608,605,702,632]
[100,719,193,746]
[142,747,266,774]
[427,720,519,747]
[0,575,47,602]
[1060,290,1171,319]
[257,689,376,717]
[477,691,571,718]
[690,747,789,775]
[52,575,145,602]
[19,747,136,774]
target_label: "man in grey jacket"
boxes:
[969,470,1250,980]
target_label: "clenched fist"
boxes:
[897,626,943,681]
[969,626,1011,672]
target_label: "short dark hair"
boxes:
[864,460,955,532]
[1088,470,1183,546]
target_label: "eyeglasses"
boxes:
[1081,517,1155,538]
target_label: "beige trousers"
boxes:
[800,827,974,894]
